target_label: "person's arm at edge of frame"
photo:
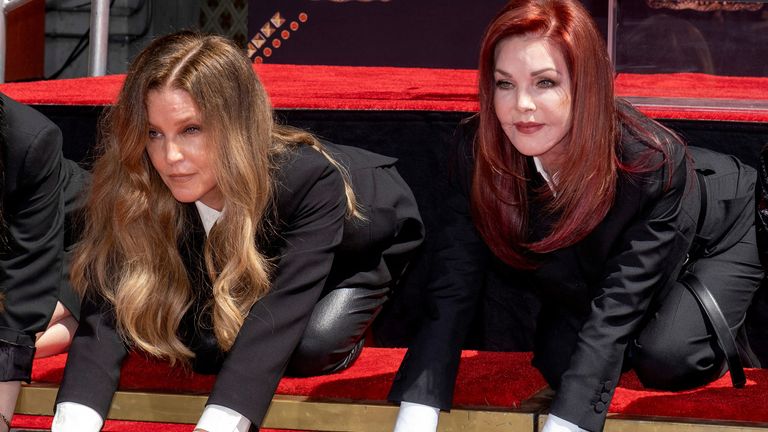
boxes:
[0,100,66,430]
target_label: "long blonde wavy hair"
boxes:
[72,31,358,364]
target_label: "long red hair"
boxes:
[472,0,626,268]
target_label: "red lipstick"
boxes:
[514,122,544,134]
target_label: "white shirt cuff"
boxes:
[393,401,440,432]
[195,404,251,432]
[52,402,104,432]
[542,413,588,432]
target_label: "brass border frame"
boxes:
[20,384,768,431]
[16,385,537,432]
[539,414,768,432]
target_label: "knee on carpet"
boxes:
[632,335,724,390]
[286,331,365,377]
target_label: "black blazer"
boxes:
[389,108,756,431]
[56,142,424,426]
[0,93,85,382]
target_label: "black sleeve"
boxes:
[207,150,347,426]
[551,143,693,431]
[388,120,490,410]
[756,144,768,267]
[55,295,129,418]
[0,114,66,382]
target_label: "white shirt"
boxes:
[533,156,557,194]
[195,200,222,236]
[53,202,251,432]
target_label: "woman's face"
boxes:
[493,34,572,172]
[145,87,223,210]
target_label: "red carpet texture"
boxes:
[0,65,766,122]
[29,348,768,424]
[611,369,768,423]
[30,348,545,408]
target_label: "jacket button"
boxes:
[601,393,610,403]
[594,402,606,413]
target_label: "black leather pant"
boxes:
[285,284,390,376]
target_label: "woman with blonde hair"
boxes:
[53,31,423,432]
[390,1,761,431]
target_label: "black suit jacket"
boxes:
[0,93,85,382]
[56,143,423,426]
[390,109,713,431]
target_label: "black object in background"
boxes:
[248,1,607,69]
[249,0,512,69]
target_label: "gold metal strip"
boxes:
[539,414,768,432]
[16,386,207,422]
[17,385,535,431]
[22,384,768,432]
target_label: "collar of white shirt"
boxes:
[194,201,222,236]
[532,156,556,195]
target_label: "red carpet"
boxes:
[0,65,766,122]
[0,65,479,111]
[31,348,545,408]
[614,72,768,101]
[612,369,768,423]
[29,348,768,424]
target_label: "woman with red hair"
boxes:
[389,1,761,431]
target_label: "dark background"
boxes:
[248,0,768,77]
[247,0,608,69]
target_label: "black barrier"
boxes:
[247,1,609,68]
[248,0,511,68]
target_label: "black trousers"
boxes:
[286,153,425,376]
[285,283,390,376]
[190,148,424,381]
[532,148,762,395]
[630,150,762,389]
[630,225,762,389]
